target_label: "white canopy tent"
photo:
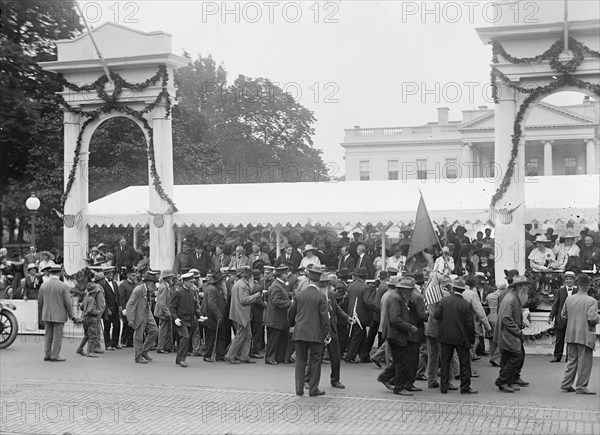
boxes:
[87,175,599,228]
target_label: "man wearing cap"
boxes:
[288,266,331,396]
[560,274,600,394]
[126,273,159,364]
[494,275,532,392]
[434,277,478,395]
[528,236,557,272]
[225,266,262,364]
[118,268,137,347]
[202,271,228,362]
[37,265,77,362]
[345,267,379,363]
[155,270,175,354]
[265,266,292,364]
[170,272,201,367]
[548,271,578,362]
[100,268,121,351]
[433,247,455,276]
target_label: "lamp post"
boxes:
[25,194,41,246]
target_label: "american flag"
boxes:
[424,274,444,307]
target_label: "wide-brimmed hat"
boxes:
[562,231,577,239]
[189,268,201,277]
[143,272,159,283]
[241,266,253,276]
[340,231,349,237]
[27,263,37,271]
[319,272,332,283]
[97,243,107,249]
[91,246,99,252]
[307,267,323,281]
[508,275,532,288]
[209,270,224,284]
[39,251,55,260]
[397,277,416,290]
[303,244,317,254]
[338,267,349,278]
[578,274,591,286]
[386,267,399,276]
[274,265,288,276]
[49,264,63,273]
[456,225,467,234]
[40,262,56,272]
[161,270,175,279]
[534,235,551,244]
[356,267,368,278]
[387,276,400,288]
[452,277,467,290]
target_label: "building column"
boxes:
[462,142,474,179]
[133,225,139,250]
[148,105,175,271]
[493,83,525,285]
[63,112,89,275]
[587,139,598,174]
[544,140,553,176]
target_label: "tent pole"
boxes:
[176,226,183,254]
[133,225,139,250]
[276,224,282,260]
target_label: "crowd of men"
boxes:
[32,225,600,397]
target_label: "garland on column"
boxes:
[54,64,177,212]
[488,37,600,208]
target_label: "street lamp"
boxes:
[25,194,41,246]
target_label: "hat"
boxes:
[264,265,275,272]
[50,264,63,273]
[97,243,107,249]
[387,276,400,288]
[397,277,416,290]
[452,277,467,290]
[474,272,486,278]
[242,266,253,276]
[92,272,105,282]
[319,273,332,283]
[27,263,37,271]
[189,268,201,277]
[577,274,591,286]
[122,266,135,274]
[563,271,576,278]
[143,272,159,283]
[456,225,467,234]
[91,246,99,252]
[307,267,323,281]
[351,228,363,235]
[562,231,577,239]
[102,266,116,273]
[303,244,317,254]
[441,246,450,253]
[274,265,288,276]
[379,270,388,279]
[252,259,265,270]
[161,270,175,279]
[340,231,349,237]
[534,235,551,244]
[386,267,399,276]
[181,272,195,280]
[338,268,349,278]
[209,270,225,284]
[508,275,532,289]
[40,262,56,272]
[356,267,368,278]
[504,269,519,279]
[252,269,262,279]
[39,251,55,260]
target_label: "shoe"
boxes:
[115,345,123,349]
[44,357,51,361]
[203,357,214,362]
[344,357,358,364]
[296,392,304,396]
[472,356,481,361]
[513,378,529,386]
[192,352,203,357]
[224,356,241,364]
[550,358,561,363]
[177,361,188,367]
[496,383,515,393]
[416,375,427,381]
[76,349,85,356]
[141,353,153,362]
[561,386,576,392]
[249,354,263,359]
[377,377,394,391]
[86,354,99,358]
[135,358,149,364]
[448,385,458,391]
[478,351,490,356]
[372,359,382,368]
[157,350,169,354]
[428,382,440,389]
[461,388,478,395]
[284,358,295,364]
[215,357,226,362]
[265,359,279,365]
[331,381,345,389]
[471,372,479,378]
[576,388,596,395]
[406,385,422,392]
[490,361,500,367]
[309,390,325,397]
[304,382,310,390]
[50,357,66,362]
[509,385,520,391]
[238,359,256,364]
[107,346,115,351]
[360,357,372,363]
[93,349,104,354]
[393,389,413,396]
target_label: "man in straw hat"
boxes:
[494,275,532,392]
[126,272,159,364]
[434,277,478,395]
[38,265,78,362]
[548,271,578,362]
[560,274,600,394]
[288,266,331,396]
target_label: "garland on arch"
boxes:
[488,37,600,208]
[54,64,177,212]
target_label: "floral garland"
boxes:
[54,65,177,212]
[488,37,600,208]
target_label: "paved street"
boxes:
[1,336,599,434]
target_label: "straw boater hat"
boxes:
[562,231,576,239]
[534,235,551,244]
[303,244,317,254]
[27,263,37,271]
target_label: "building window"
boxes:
[445,158,458,179]
[388,160,399,180]
[526,158,539,176]
[564,156,577,175]
[417,159,427,180]
[359,160,370,181]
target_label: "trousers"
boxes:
[440,343,471,393]
[133,315,158,361]
[295,340,323,395]
[44,322,65,360]
[561,343,593,390]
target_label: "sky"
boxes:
[77,0,598,174]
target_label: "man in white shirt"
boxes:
[433,247,454,276]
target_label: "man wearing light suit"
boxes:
[126,273,159,364]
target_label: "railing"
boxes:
[346,125,459,138]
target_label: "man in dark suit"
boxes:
[548,271,578,362]
[274,245,302,271]
[337,245,356,274]
[114,238,137,278]
[170,272,201,367]
[434,277,478,395]
[118,267,136,347]
[202,271,228,362]
[335,268,351,355]
[173,242,192,274]
[355,244,376,279]
[211,244,231,272]
[344,267,379,363]
[189,242,212,277]
[288,267,330,397]
[265,266,292,364]
[101,268,121,350]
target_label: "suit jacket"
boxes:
[169,284,201,326]
[550,285,578,329]
[274,250,302,270]
[126,283,153,329]
[494,291,523,353]
[288,284,330,343]
[153,281,172,320]
[211,253,231,272]
[38,277,74,324]
[347,279,378,325]
[327,290,349,339]
[173,252,192,274]
[562,291,600,350]
[102,280,120,314]
[189,251,212,276]
[114,245,137,269]
[381,290,414,346]
[355,254,375,279]
[338,255,356,273]
[118,279,135,313]
[229,277,261,326]
[434,293,475,347]
[228,255,250,270]
[266,278,292,330]
[203,283,227,329]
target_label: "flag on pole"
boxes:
[407,190,441,259]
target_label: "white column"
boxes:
[148,105,175,271]
[544,140,553,176]
[462,143,474,179]
[132,225,139,250]
[275,224,282,258]
[176,227,183,254]
[63,112,88,274]
[493,83,525,284]
[587,139,598,174]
